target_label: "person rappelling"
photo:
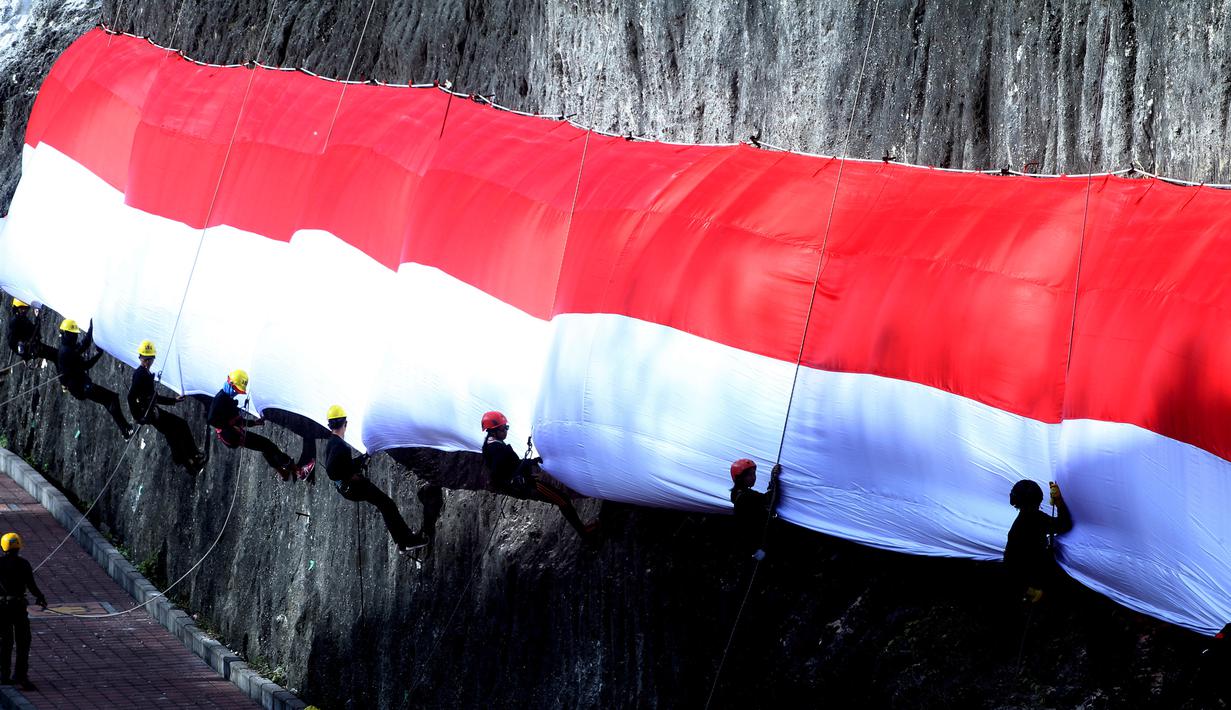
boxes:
[323,405,429,555]
[1004,480,1073,603]
[207,369,314,481]
[729,458,782,560]
[5,299,55,364]
[481,411,600,542]
[55,319,134,438]
[0,533,46,691]
[127,340,204,475]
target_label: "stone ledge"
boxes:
[0,448,307,710]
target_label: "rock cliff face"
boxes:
[1,1,1228,708]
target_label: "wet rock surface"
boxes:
[1,1,1230,707]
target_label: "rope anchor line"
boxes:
[79,22,1226,187]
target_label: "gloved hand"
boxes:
[1049,482,1062,506]
[358,453,371,468]
[532,457,543,465]
[770,463,782,480]
[175,395,186,403]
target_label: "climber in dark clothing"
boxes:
[127,340,204,475]
[1004,479,1073,603]
[480,410,599,542]
[729,458,782,560]
[0,533,46,691]
[55,319,133,438]
[206,369,314,481]
[5,299,55,363]
[323,405,428,554]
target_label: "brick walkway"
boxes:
[0,474,257,709]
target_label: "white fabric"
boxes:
[2,144,1230,633]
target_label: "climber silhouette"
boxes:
[5,299,55,364]
[1004,480,1073,603]
[207,369,314,481]
[55,319,133,438]
[481,411,599,542]
[127,340,204,475]
[323,405,429,555]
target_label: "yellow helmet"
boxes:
[228,369,249,394]
[11,298,28,308]
[137,340,157,358]
[59,319,81,333]
[327,404,347,421]
[1,533,22,552]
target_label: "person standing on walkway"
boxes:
[56,319,134,438]
[323,405,429,555]
[207,369,314,481]
[0,533,46,691]
[127,340,204,475]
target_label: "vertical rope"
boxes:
[548,129,592,314]
[703,0,883,706]
[1062,173,1094,382]
[321,0,379,152]
[156,0,280,382]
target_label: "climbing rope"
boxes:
[547,129,592,315]
[155,0,279,385]
[29,0,280,578]
[406,497,510,701]
[703,0,883,705]
[321,0,378,151]
[0,372,59,410]
[43,464,242,618]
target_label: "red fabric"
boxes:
[22,29,1231,464]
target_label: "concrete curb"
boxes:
[0,685,36,710]
[0,448,307,710]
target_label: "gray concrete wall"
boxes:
[0,1,1226,707]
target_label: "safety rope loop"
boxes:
[43,468,243,618]
[321,0,379,153]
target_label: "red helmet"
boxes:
[730,458,757,480]
[481,410,508,431]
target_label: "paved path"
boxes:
[0,473,258,709]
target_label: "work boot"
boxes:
[296,459,315,482]
[397,532,430,555]
[276,465,294,482]
[186,454,205,476]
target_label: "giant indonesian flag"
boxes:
[3,29,1230,633]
